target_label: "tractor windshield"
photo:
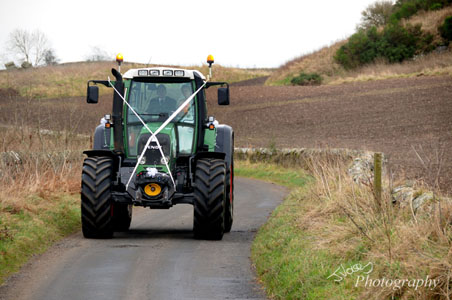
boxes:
[126,81,196,157]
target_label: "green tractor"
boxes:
[81,54,233,240]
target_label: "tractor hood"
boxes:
[135,122,177,174]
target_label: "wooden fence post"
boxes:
[374,152,382,208]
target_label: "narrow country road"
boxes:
[0,177,287,300]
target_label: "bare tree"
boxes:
[8,29,33,64]
[84,46,111,62]
[44,48,59,66]
[6,28,52,67]
[359,1,394,30]
[32,30,50,66]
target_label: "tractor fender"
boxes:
[93,124,111,150]
[193,151,226,162]
[83,150,122,176]
[215,125,234,168]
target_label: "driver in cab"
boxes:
[147,85,177,114]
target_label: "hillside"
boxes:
[267,5,452,85]
[0,61,270,99]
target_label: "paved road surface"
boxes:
[0,177,287,300]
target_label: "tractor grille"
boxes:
[137,133,170,165]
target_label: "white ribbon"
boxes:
[108,78,174,188]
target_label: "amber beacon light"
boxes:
[207,54,214,66]
[207,54,214,78]
[116,53,124,72]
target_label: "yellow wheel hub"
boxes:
[144,183,161,197]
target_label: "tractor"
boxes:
[81,54,233,240]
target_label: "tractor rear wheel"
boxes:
[81,156,114,238]
[193,158,226,240]
[113,204,132,232]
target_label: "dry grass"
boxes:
[0,124,89,283]
[266,40,347,85]
[329,50,452,85]
[0,88,92,283]
[403,6,452,45]
[0,88,91,203]
[0,61,270,99]
[296,154,452,299]
[0,122,89,228]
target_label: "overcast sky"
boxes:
[0,0,380,68]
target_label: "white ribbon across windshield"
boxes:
[108,77,207,191]
[108,78,175,188]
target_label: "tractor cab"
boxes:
[123,68,201,161]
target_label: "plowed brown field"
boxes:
[208,76,452,193]
[1,75,451,192]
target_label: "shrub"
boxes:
[334,28,379,69]
[391,0,452,22]
[439,16,452,43]
[391,1,419,22]
[430,2,443,9]
[4,62,17,70]
[335,23,433,69]
[21,61,32,69]
[379,23,418,62]
[290,72,323,86]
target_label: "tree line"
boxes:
[3,29,113,70]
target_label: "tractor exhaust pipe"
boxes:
[111,68,125,153]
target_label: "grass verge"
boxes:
[236,160,358,299]
[0,192,80,284]
[0,126,86,285]
[236,157,452,299]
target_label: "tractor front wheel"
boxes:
[81,156,115,238]
[193,158,226,240]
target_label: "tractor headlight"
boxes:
[149,70,160,76]
[138,70,148,76]
[140,157,146,165]
[163,70,173,76]
[160,156,170,165]
[174,70,184,77]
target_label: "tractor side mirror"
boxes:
[218,87,229,105]
[87,85,99,104]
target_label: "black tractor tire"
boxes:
[112,204,132,232]
[193,158,227,240]
[224,156,234,233]
[81,156,115,238]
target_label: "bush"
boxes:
[334,28,379,69]
[430,2,443,9]
[290,72,323,86]
[394,1,419,20]
[439,16,452,43]
[21,61,32,69]
[4,62,17,70]
[379,24,418,62]
[391,0,452,22]
[335,23,433,69]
